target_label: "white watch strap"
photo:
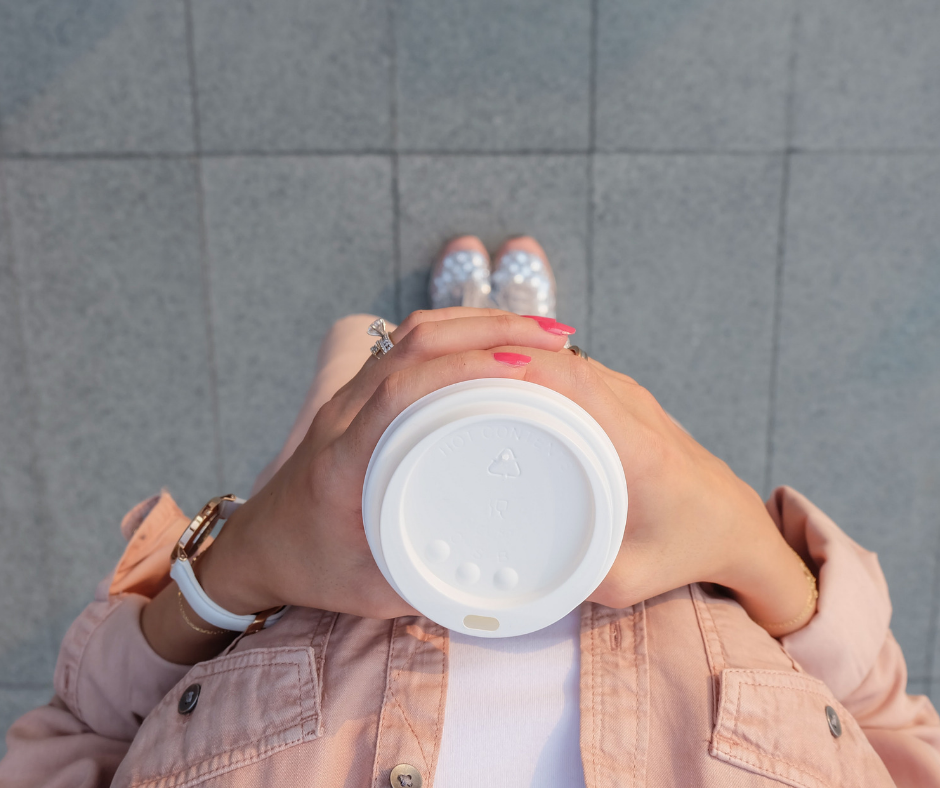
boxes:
[171,497,288,632]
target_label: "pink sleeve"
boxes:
[53,592,191,741]
[768,485,940,787]
[0,697,129,788]
[0,493,194,786]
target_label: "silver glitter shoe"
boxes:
[490,237,556,318]
[429,236,493,309]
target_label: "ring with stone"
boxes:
[368,317,395,358]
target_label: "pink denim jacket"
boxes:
[2,485,939,788]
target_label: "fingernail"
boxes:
[521,315,576,336]
[493,352,531,367]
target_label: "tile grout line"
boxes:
[388,0,402,321]
[184,0,203,156]
[4,148,940,162]
[585,0,598,344]
[0,682,55,691]
[0,159,59,674]
[184,0,224,491]
[762,6,800,501]
[762,158,788,501]
[925,521,940,684]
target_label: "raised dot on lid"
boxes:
[456,562,480,584]
[425,539,450,563]
[493,567,518,590]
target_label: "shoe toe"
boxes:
[491,239,556,317]
[430,236,492,309]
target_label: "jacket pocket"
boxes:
[710,669,895,788]
[112,646,322,788]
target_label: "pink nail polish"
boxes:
[545,321,576,336]
[522,315,576,336]
[493,352,531,367]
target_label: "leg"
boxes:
[251,314,389,495]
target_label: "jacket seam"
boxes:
[632,606,640,787]
[131,661,308,787]
[431,623,446,782]
[130,730,305,788]
[391,620,421,686]
[712,733,821,788]
[72,596,128,725]
[730,680,833,697]
[591,603,598,787]
[713,671,856,788]
[634,601,650,787]
[370,617,398,788]
[391,693,432,772]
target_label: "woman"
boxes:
[2,236,938,788]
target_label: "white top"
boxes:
[433,606,587,788]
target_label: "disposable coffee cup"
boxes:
[362,378,628,638]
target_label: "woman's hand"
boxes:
[484,346,813,633]
[194,310,574,622]
[143,308,808,665]
[212,320,809,631]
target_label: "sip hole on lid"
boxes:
[464,615,500,631]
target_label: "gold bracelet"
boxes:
[754,555,819,636]
[177,590,229,636]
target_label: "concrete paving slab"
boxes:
[592,154,783,494]
[596,0,792,152]
[203,156,395,496]
[793,0,940,150]
[397,155,590,342]
[0,685,55,762]
[772,154,940,679]
[192,0,391,152]
[395,0,590,151]
[0,186,55,684]
[4,160,218,645]
[0,0,193,154]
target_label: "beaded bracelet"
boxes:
[754,555,819,636]
[177,590,229,636]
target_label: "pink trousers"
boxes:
[252,313,388,495]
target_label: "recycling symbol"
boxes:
[488,448,521,478]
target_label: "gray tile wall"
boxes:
[1,0,938,760]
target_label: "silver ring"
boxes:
[368,318,394,358]
[568,344,589,361]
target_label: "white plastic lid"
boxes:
[362,378,627,637]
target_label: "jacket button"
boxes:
[390,763,422,788]
[825,705,842,738]
[178,683,201,715]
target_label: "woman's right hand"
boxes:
[193,310,573,622]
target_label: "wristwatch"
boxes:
[170,495,287,634]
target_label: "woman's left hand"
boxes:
[486,344,813,634]
[355,315,813,633]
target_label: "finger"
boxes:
[338,346,537,475]
[340,341,624,480]
[390,307,512,344]
[333,313,577,424]
[512,346,627,423]
[342,344,671,611]
[560,348,641,389]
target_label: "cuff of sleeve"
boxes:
[767,485,892,701]
[109,489,190,599]
[54,593,192,741]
